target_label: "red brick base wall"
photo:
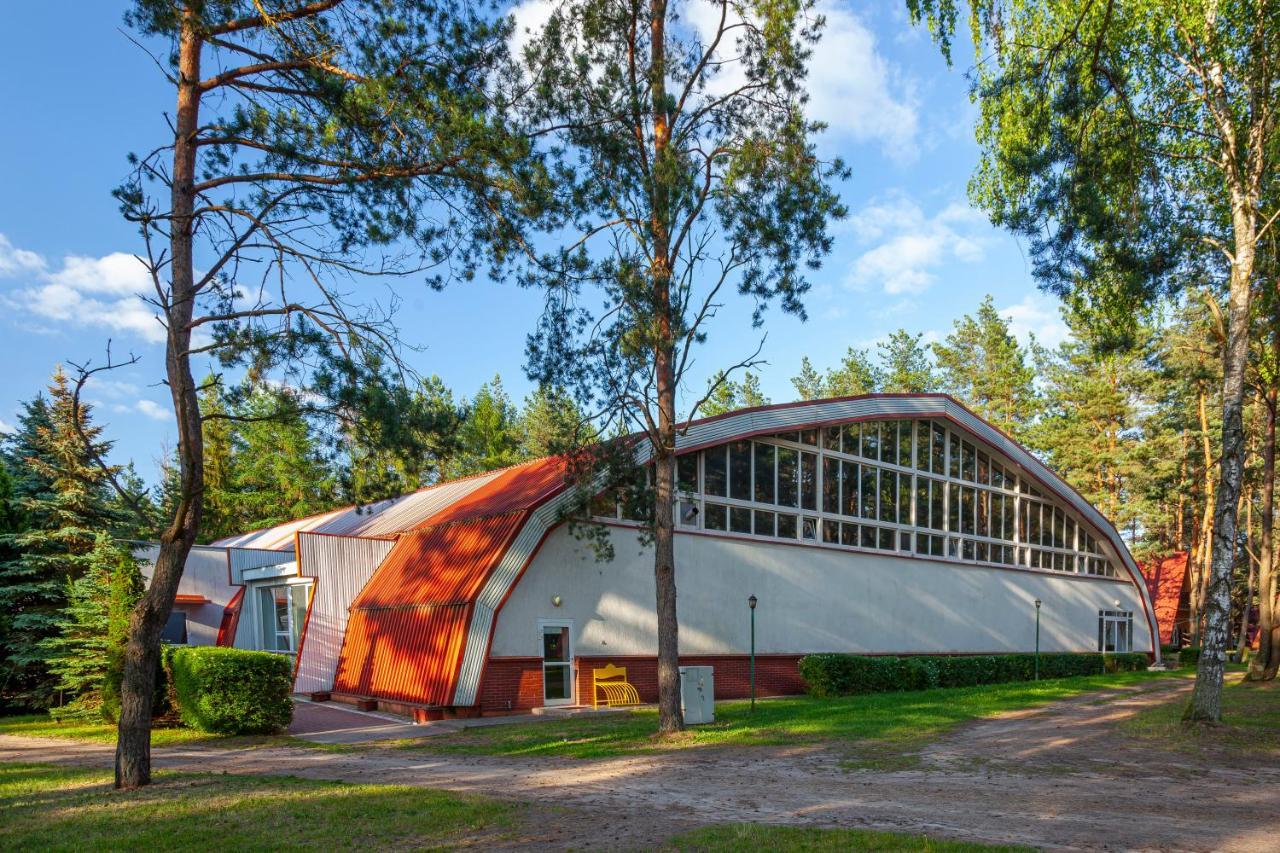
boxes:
[477,657,544,714]
[574,654,806,705]
[477,653,806,714]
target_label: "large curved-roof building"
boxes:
[160,395,1160,715]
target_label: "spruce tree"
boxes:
[444,376,522,477]
[42,534,143,720]
[0,370,121,708]
[701,372,771,418]
[518,386,585,459]
[879,330,938,394]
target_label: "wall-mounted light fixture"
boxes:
[551,595,562,607]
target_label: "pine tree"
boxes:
[879,330,938,393]
[0,369,122,707]
[933,296,1040,435]
[791,358,825,400]
[227,386,338,532]
[701,371,770,417]
[443,376,523,477]
[518,386,584,458]
[198,377,237,542]
[42,534,142,720]
[824,348,882,397]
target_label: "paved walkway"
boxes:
[5,680,1279,851]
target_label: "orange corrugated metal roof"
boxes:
[331,457,571,707]
[1140,552,1189,645]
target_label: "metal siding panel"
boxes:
[228,547,295,584]
[293,533,396,694]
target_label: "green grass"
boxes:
[0,713,347,751]
[1121,675,1280,755]
[412,668,1186,760]
[663,824,1030,852]
[0,762,519,851]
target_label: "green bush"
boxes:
[798,652,1149,698]
[166,647,293,734]
[1179,646,1202,668]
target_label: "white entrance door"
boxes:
[541,623,573,705]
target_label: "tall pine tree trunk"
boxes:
[1190,392,1216,645]
[1187,203,1256,721]
[648,0,682,734]
[1248,356,1278,680]
[116,4,205,787]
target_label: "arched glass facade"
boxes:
[603,417,1119,578]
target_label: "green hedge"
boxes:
[798,652,1150,698]
[1179,646,1202,668]
[166,647,293,734]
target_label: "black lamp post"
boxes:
[1034,599,1042,681]
[748,594,758,711]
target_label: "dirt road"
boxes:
[4,679,1278,851]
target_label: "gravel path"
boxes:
[5,679,1278,851]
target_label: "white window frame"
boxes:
[253,579,312,654]
[538,619,575,706]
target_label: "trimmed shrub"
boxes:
[1179,646,1202,668]
[167,647,293,734]
[798,652,1149,698]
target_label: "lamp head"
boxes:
[748,594,758,610]
[1034,599,1042,609]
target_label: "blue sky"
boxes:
[0,2,1068,484]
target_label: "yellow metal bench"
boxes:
[591,663,641,709]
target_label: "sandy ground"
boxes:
[4,679,1279,851]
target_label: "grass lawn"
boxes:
[1121,673,1280,756]
[0,762,518,851]
[411,668,1187,760]
[0,714,339,750]
[664,824,1031,852]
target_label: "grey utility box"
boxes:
[679,665,715,725]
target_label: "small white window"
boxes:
[1098,610,1133,653]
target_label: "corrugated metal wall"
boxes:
[331,512,531,706]
[293,532,395,694]
[229,546,295,584]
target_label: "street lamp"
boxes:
[1034,599,1042,681]
[748,594,758,711]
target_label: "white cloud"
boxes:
[134,400,171,421]
[0,234,45,277]
[511,1,920,161]
[0,417,13,434]
[1001,293,1071,349]
[845,194,990,295]
[0,234,165,344]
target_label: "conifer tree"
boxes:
[518,386,585,459]
[933,296,1039,435]
[444,376,522,478]
[42,534,144,720]
[702,371,771,417]
[791,358,826,401]
[879,330,938,394]
[0,370,122,707]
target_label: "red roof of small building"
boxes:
[331,457,571,706]
[1139,552,1189,645]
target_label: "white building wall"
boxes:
[490,525,1154,659]
[134,544,236,647]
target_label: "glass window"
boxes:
[929,478,944,530]
[915,477,930,529]
[841,424,859,456]
[778,513,798,539]
[860,526,877,548]
[704,503,727,531]
[898,421,914,467]
[677,454,699,493]
[777,447,799,507]
[799,429,818,446]
[897,471,912,523]
[753,443,776,504]
[842,523,858,547]
[161,611,188,645]
[948,433,962,478]
[705,447,727,497]
[860,465,877,518]
[823,457,840,514]
[861,423,880,460]
[754,510,776,537]
[931,423,946,472]
[880,423,896,465]
[961,441,976,482]
[800,452,818,511]
[879,469,897,523]
[730,506,751,534]
[841,460,858,517]
[822,519,840,544]
[823,425,842,452]
[729,441,752,501]
[915,421,932,472]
